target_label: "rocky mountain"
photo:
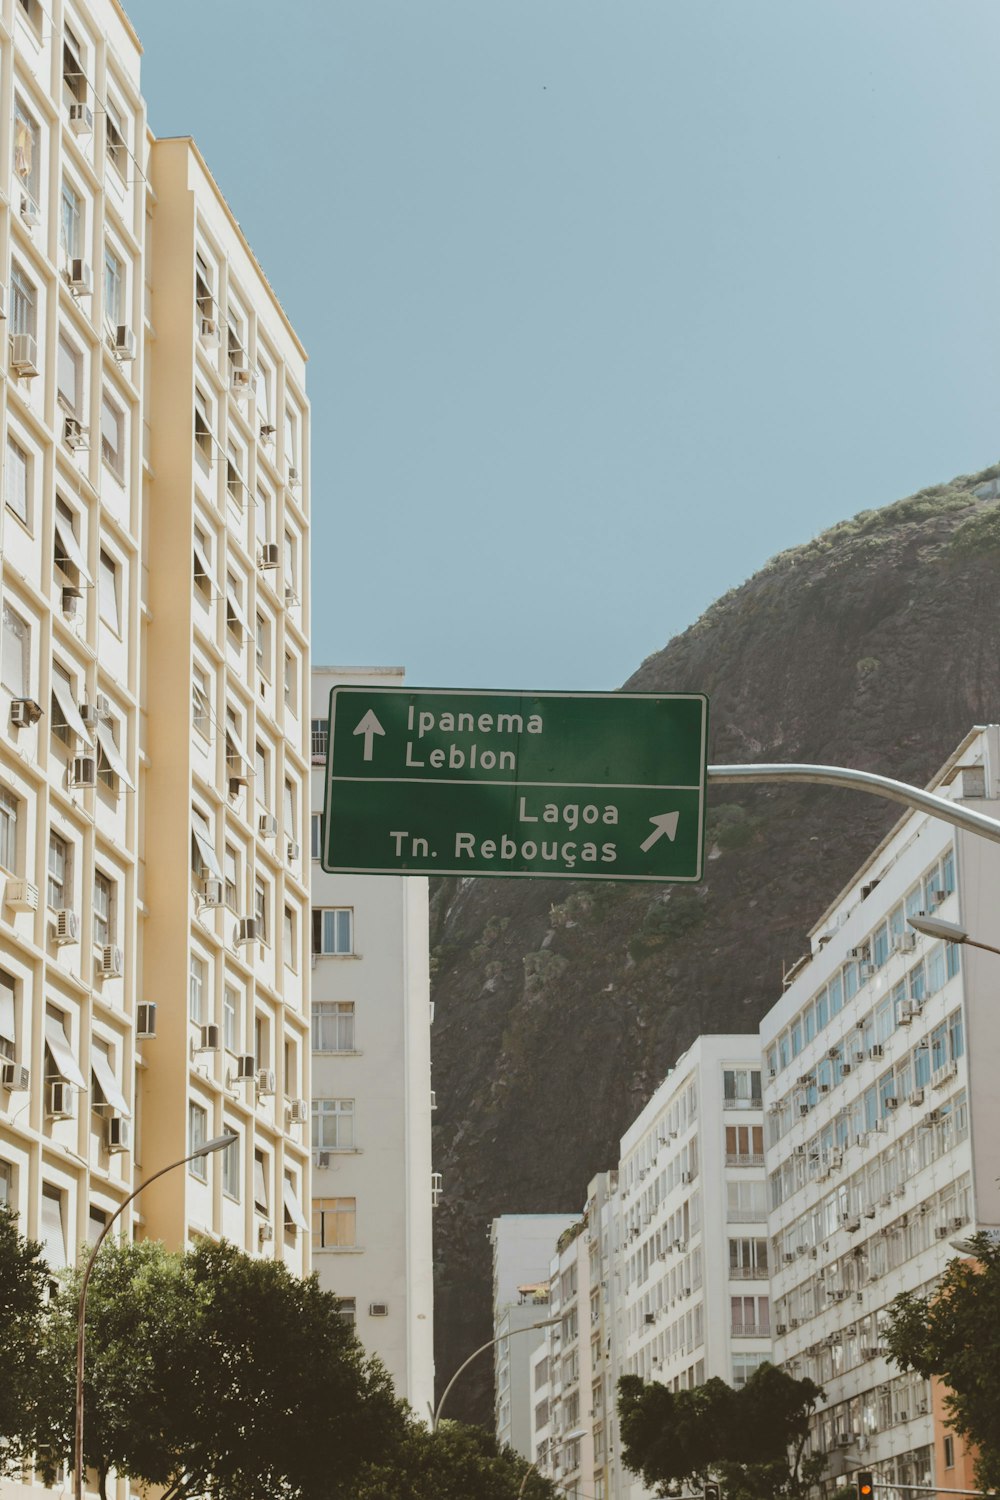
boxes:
[429,467,1000,1425]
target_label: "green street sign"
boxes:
[321,687,709,883]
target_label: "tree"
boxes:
[883,1230,1000,1491]
[352,1419,558,1500]
[31,1237,405,1499]
[618,1363,826,1500]
[0,1204,50,1474]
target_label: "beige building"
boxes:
[0,0,310,1492]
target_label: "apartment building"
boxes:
[491,1213,577,1457]
[761,725,1000,1498]
[0,1,310,1491]
[310,665,435,1415]
[526,1038,768,1500]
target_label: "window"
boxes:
[10,266,37,340]
[227,316,245,375]
[63,24,87,104]
[189,954,206,1024]
[93,871,114,947]
[191,808,222,882]
[222,1134,240,1200]
[723,1069,761,1107]
[335,1296,356,1328]
[283,780,295,839]
[0,971,16,1062]
[253,1149,268,1213]
[254,742,268,806]
[88,1207,108,1247]
[254,876,269,943]
[58,336,83,417]
[226,573,249,641]
[14,100,39,206]
[95,715,132,794]
[312,1001,355,1053]
[312,1098,355,1152]
[311,813,323,860]
[101,393,125,479]
[223,845,239,911]
[254,1013,268,1068]
[188,1102,208,1178]
[0,1159,13,1208]
[192,664,211,740]
[313,908,353,956]
[311,718,328,760]
[41,1185,67,1268]
[313,1197,356,1250]
[283,904,295,967]
[284,531,298,593]
[0,790,18,873]
[104,246,123,326]
[5,438,29,526]
[105,97,127,177]
[195,251,213,318]
[195,390,213,459]
[227,443,245,507]
[99,549,120,632]
[61,181,84,263]
[48,831,70,909]
[284,650,296,709]
[17,0,42,36]
[2,604,29,694]
[255,613,270,679]
[223,985,240,1053]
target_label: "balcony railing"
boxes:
[726,1207,767,1223]
[723,1096,763,1111]
[731,1321,770,1338]
[729,1265,768,1280]
[726,1151,765,1167]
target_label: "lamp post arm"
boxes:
[73,1145,218,1500]
[432,1315,560,1432]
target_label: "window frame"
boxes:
[100,391,126,480]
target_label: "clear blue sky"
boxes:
[126,0,1000,691]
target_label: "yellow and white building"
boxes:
[0,0,310,1490]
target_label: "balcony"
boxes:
[731,1321,770,1338]
[726,1151,765,1167]
[723,1095,763,1111]
[729,1265,768,1280]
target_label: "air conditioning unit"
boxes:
[104,1115,131,1153]
[201,877,224,907]
[113,325,135,360]
[10,333,39,377]
[863,1203,876,1218]
[231,367,256,396]
[69,101,94,134]
[19,191,40,227]
[67,258,93,294]
[776,1322,787,1335]
[868,1045,884,1060]
[4,879,39,912]
[64,417,89,450]
[894,932,917,952]
[69,754,97,788]
[286,839,299,863]
[909,1088,925,1106]
[1,1062,30,1092]
[10,697,43,728]
[101,944,124,978]
[228,775,247,797]
[782,1252,794,1264]
[62,586,83,619]
[287,465,300,486]
[258,1222,274,1242]
[681,1171,692,1184]
[199,315,219,345]
[47,1080,74,1119]
[950,1215,965,1230]
[841,1062,852,1075]
[369,1302,389,1317]
[315,1151,331,1169]
[286,1097,309,1124]
[54,908,80,944]
[259,421,276,443]
[79,702,101,728]
[256,1068,276,1095]
[257,812,278,839]
[843,1217,861,1233]
[818,1082,830,1094]
[798,1104,809,1117]
[788,1316,800,1328]
[884,1096,899,1110]
[797,1073,814,1086]
[284,585,299,608]
[850,946,870,960]
[136,1002,157,1038]
[936,1226,951,1239]
[862,1345,880,1360]
[196,1024,221,1052]
[236,916,258,946]
[259,542,280,570]
[236,1053,256,1081]
[898,1003,913,1025]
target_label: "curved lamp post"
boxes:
[432,1313,561,1433]
[907,914,1000,957]
[74,1132,237,1500]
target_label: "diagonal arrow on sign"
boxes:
[640,811,680,853]
[353,709,386,762]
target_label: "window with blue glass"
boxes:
[914,1045,931,1087]
[946,943,961,979]
[948,1009,964,1061]
[844,962,859,1000]
[864,1087,878,1130]
[816,988,829,1029]
[931,1023,947,1073]
[804,1005,815,1044]
[873,922,890,967]
[829,973,843,1016]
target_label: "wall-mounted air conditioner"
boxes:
[69,102,94,134]
[201,877,224,907]
[64,417,89,450]
[101,944,124,978]
[287,465,299,487]
[286,1098,309,1124]
[10,698,43,728]
[10,333,39,377]
[236,1053,256,1081]
[4,880,38,912]
[257,812,278,839]
[259,542,280,570]
[256,1068,276,1096]
[54,909,80,944]
[113,326,135,360]
[67,258,93,295]
[286,839,299,863]
[1,1062,30,1092]
[199,316,219,345]
[196,1024,221,1053]
[47,1080,75,1119]
[104,1116,131,1153]
[369,1302,389,1318]
[19,191,40,228]
[236,916,258,946]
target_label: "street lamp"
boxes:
[906,914,1000,957]
[432,1313,561,1432]
[74,1132,236,1500]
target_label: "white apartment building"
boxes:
[0,1,311,1493]
[761,725,1000,1498]
[491,1212,577,1457]
[309,665,435,1416]
[527,1038,769,1500]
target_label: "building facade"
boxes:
[761,725,1000,1498]
[0,1,310,1493]
[310,664,435,1415]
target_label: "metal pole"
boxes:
[707,763,1000,846]
[74,1138,234,1500]
[432,1314,561,1433]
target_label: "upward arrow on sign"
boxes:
[353,709,385,761]
[639,811,680,852]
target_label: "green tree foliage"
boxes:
[352,1419,558,1500]
[0,1204,49,1473]
[883,1231,1000,1491]
[618,1363,826,1500]
[31,1237,404,1500]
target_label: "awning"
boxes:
[54,514,93,584]
[51,674,94,747]
[283,1176,308,1231]
[91,1046,130,1117]
[225,583,250,638]
[224,714,250,765]
[96,721,135,790]
[0,974,15,1044]
[45,1015,87,1089]
[254,1154,268,1213]
[191,827,223,881]
[193,537,217,593]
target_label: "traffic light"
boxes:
[857,1471,874,1500]
[704,1485,720,1500]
